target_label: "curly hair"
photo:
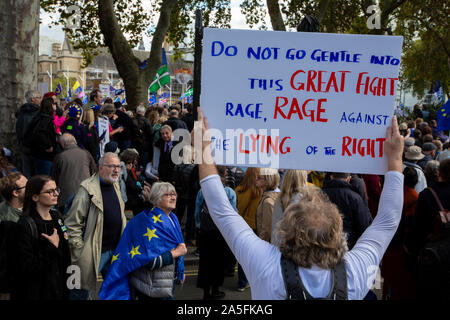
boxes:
[277,187,348,269]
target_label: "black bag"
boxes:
[417,187,450,300]
[280,255,348,300]
[199,200,218,232]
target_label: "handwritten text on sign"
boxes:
[200,28,403,174]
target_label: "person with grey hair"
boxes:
[51,133,97,212]
[424,160,440,187]
[15,90,42,178]
[196,107,405,300]
[64,152,128,300]
[162,108,188,132]
[101,181,187,300]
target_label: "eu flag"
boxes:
[149,93,157,104]
[98,207,185,300]
[55,83,62,96]
[437,100,450,131]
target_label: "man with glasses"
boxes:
[0,173,27,299]
[0,173,27,223]
[65,152,127,300]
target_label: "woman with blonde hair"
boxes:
[271,169,310,246]
[234,167,263,291]
[255,168,280,243]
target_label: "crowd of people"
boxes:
[0,88,449,300]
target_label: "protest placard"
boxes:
[200,28,403,174]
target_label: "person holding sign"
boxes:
[195,107,404,300]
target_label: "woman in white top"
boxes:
[195,107,404,300]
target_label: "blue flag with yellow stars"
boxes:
[98,207,185,300]
[437,100,450,131]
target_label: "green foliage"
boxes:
[165,0,232,59]
[41,0,151,68]
[393,0,449,98]
[41,1,232,65]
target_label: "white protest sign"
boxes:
[200,28,403,174]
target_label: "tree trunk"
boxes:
[266,0,286,31]
[0,0,39,167]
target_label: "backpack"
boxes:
[280,255,348,300]
[417,187,450,300]
[199,200,218,232]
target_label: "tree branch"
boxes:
[317,0,330,23]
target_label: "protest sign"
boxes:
[200,28,403,174]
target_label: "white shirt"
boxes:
[200,171,403,300]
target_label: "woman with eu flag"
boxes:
[98,182,187,300]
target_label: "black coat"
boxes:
[9,210,71,300]
[322,179,373,249]
[163,117,188,132]
[114,110,138,142]
[156,139,179,184]
[406,182,450,256]
[125,170,147,216]
[15,103,39,151]
[132,114,153,151]
[181,113,194,132]
[27,113,58,161]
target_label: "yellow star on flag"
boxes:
[143,228,158,242]
[111,253,119,263]
[129,245,141,259]
[152,214,162,224]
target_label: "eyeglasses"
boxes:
[40,187,60,197]
[163,192,177,198]
[103,164,121,170]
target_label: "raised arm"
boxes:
[345,116,405,300]
[195,107,279,287]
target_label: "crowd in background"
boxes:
[0,89,449,300]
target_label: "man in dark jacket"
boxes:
[406,158,450,256]
[15,90,41,178]
[156,125,179,184]
[322,172,373,250]
[163,109,188,132]
[417,142,437,170]
[132,105,153,168]
[181,104,194,132]
[112,103,137,151]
